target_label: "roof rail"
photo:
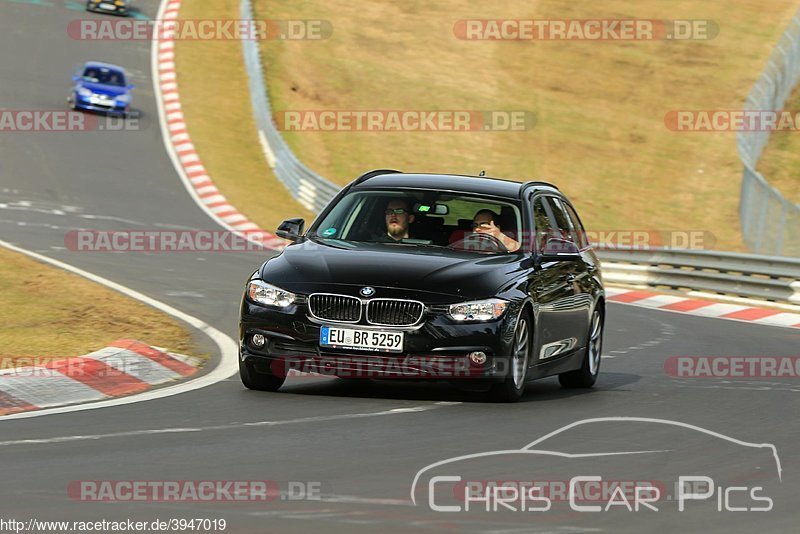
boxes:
[520,180,560,197]
[352,169,402,186]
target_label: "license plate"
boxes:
[320,326,403,353]
[99,3,116,8]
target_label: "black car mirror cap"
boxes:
[539,237,581,261]
[276,218,305,242]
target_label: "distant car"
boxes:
[68,62,133,117]
[238,170,605,402]
[86,0,130,16]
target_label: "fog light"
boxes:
[468,351,487,365]
[251,334,266,348]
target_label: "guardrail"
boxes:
[598,248,800,306]
[242,0,800,256]
[737,8,800,257]
[238,0,799,301]
[240,0,340,213]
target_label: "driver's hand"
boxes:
[474,221,501,238]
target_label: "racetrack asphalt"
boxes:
[1,1,799,532]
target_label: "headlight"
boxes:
[246,280,296,308]
[78,88,93,97]
[116,94,131,104]
[448,298,508,321]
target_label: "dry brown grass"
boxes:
[174,0,315,234]
[0,247,196,360]
[757,85,800,205]
[249,0,798,251]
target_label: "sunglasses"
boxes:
[385,208,409,215]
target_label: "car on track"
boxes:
[68,62,133,116]
[86,0,130,16]
[239,170,604,401]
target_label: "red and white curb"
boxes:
[0,339,201,416]
[606,287,800,329]
[152,0,285,251]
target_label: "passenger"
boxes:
[472,209,521,252]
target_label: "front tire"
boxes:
[559,306,603,388]
[239,357,286,392]
[489,310,532,402]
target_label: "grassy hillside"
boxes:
[250,0,797,250]
[176,0,798,250]
[757,85,800,205]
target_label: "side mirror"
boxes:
[127,84,135,90]
[72,76,79,82]
[539,237,580,262]
[276,218,304,242]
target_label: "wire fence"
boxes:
[737,10,800,257]
[242,0,800,256]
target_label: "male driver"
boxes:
[472,209,521,252]
[383,199,415,241]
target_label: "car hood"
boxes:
[260,239,526,301]
[77,81,128,97]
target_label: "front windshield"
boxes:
[310,189,524,254]
[82,67,126,87]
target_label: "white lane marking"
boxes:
[0,404,449,446]
[0,240,238,420]
[79,213,146,225]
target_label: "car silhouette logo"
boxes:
[360,287,376,297]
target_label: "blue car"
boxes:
[68,62,133,116]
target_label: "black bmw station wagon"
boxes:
[239,170,604,401]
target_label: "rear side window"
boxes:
[546,197,573,233]
[562,201,589,249]
[531,197,555,252]
[532,196,586,252]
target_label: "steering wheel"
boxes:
[451,232,508,253]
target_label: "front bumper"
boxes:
[240,298,519,381]
[87,1,129,14]
[73,94,128,115]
